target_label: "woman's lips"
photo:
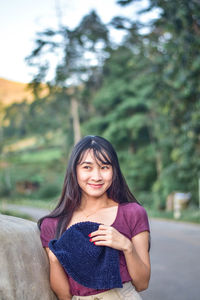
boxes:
[88,183,103,189]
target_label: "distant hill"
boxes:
[0,78,48,107]
[0,78,34,107]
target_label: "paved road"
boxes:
[141,219,200,300]
[3,204,200,300]
[4,203,49,221]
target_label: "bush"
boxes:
[0,172,14,197]
[152,163,186,210]
[0,209,33,221]
[134,191,154,208]
[37,183,61,199]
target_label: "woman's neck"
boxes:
[79,195,112,212]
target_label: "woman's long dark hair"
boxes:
[38,135,139,238]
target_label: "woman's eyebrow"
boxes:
[80,161,93,165]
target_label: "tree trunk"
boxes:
[155,149,162,177]
[71,97,81,144]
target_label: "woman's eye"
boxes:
[102,165,109,170]
[83,165,90,169]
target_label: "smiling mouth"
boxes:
[88,183,103,188]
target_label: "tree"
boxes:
[26,10,110,145]
[83,24,158,203]
[117,0,200,206]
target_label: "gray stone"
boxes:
[0,214,58,300]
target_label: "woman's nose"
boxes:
[91,168,102,181]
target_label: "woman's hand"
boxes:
[89,225,151,291]
[89,224,133,252]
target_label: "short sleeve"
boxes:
[40,217,58,247]
[124,203,150,238]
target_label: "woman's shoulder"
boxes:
[40,216,59,231]
[115,202,150,238]
[40,216,59,247]
[117,202,150,236]
[119,201,147,215]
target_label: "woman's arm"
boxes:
[123,231,150,291]
[45,247,72,300]
[89,225,150,292]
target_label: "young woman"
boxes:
[38,135,150,300]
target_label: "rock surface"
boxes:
[0,214,57,300]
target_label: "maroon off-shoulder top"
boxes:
[40,202,150,296]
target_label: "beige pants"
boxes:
[72,282,142,300]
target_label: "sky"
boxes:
[0,0,157,83]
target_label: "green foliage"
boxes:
[0,147,65,200]
[3,101,30,138]
[0,209,33,221]
[84,40,157,196]
[1,1,200,211]
[147,206,200,224]
[0,167,14,197]
[36,183,61,199]
[16,148,62,163]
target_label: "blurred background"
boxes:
[0,0,200,223]
[1,2,200,300]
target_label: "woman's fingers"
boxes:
[88,225,120,247]
[89,224,111,237]
[88,225,112,245]
[88,225,132,251]
[98,224,110,230]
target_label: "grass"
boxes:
[147,207,200,224]
[0,209,34,221]
[0,198,54,221]
[10,147,63,163]
[0,197,56,210]
[1,198,200,224]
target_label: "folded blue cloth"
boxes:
[48,221,122,289]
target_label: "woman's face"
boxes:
[76,149,113,200]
